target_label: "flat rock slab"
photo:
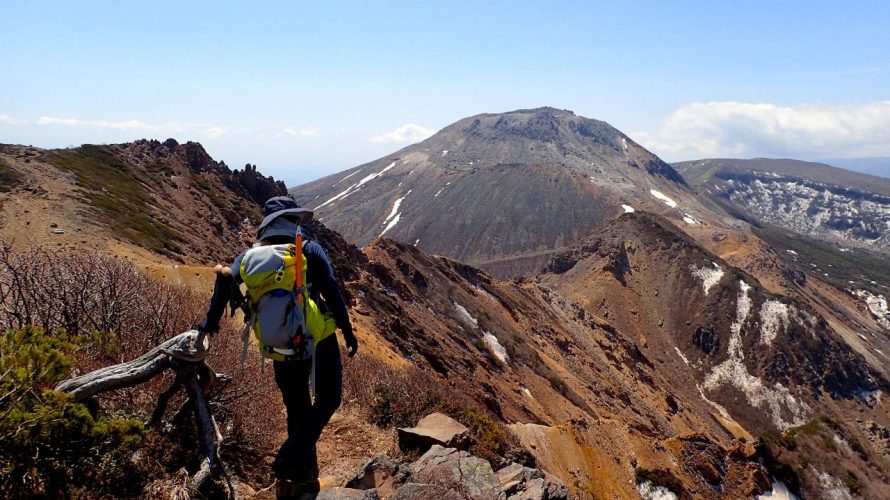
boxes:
[397,412,470,452]
[410,445,505,500]
[390,483,464,500]
[317,487,380,500]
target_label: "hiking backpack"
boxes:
[238,234,337,363]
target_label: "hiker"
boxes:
[198,195,358,498]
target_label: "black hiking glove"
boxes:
[342,326,358,357]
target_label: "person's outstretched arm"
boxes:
[304,240,357,356]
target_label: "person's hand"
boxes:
[343,327,358,357]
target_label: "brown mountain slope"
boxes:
[309,225,774,498]
[0,140,285,264]
[539,212,890,498]
[295,214,887,498]
[291,107,730,278]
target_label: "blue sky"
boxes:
[2,1,889,185]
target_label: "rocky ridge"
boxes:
[0,140,286,263]
[675,158,890,255]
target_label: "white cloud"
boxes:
[277,127,321,138]
[369,123,435,144]
[635,101,890,161]
[203,126,229,139]
[0,113,321,141]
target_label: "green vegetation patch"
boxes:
[47,145,185,256]
[756,225,890,295]
[0,326,144,497]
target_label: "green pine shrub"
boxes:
[0,326,145,497]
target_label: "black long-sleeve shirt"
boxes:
[230,240,352,335]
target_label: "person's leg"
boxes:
[279,334,343,489]
[304,335,343,447]
[272,358,311,480]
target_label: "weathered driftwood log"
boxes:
[55,330,234,499]
[56,330,205,401]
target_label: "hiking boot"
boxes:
[274,444,320,482]
[275,478,320,499]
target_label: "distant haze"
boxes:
[1,2,888,186]
[821,158,890,179]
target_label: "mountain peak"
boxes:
[293,108,696,277]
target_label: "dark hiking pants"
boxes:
[272,334,343,480]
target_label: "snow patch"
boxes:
[702,281,809,430]
[683,213,700,224]
[621,137,628,152]
[759,300,791,346]
[637,481,678,500]
[521,387,533,399]
[454,303,478,327]
[756,481,798,500]
[379,190,411,237]
[674,347,690,365]
[650,189,678,208]
[379,214,401,237]
[315,161,396,209]
[334,169,361,185]
[441,150,449,157]
[817,471,852,500]
[622,204,635,213]
[483,331,509,364]
[414,239,420,247]
[691,263,724,295]
[853,289,890,329]
[857,389,882,404]
[786,249,798,255]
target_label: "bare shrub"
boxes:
[341,353,517,463]
[0,240,203,354]
[0,240,283,493]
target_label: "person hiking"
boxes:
[198,195,358,498]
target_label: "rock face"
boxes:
[397,412,471,451]
[337,444,566,500]
[291,107,705,278]
[495,463,568,500]
[410,445,505,500]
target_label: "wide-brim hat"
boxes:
[256,196,313,237]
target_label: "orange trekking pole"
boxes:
[295,230,303,306]
[292,229,305,350]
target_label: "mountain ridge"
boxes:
[674,157,890,255]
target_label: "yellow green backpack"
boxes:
[239,239,337,363]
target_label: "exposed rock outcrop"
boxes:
[397,413,471,452]
[336,443,566,500]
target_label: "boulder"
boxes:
[410,445,505,500]
[497,462,544,493]
[317,487,380,500]
[507,478,569,500]
[345,455,413,498]
[390,483,464,500]
[496,463,568,500]
[397,413,471,452]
